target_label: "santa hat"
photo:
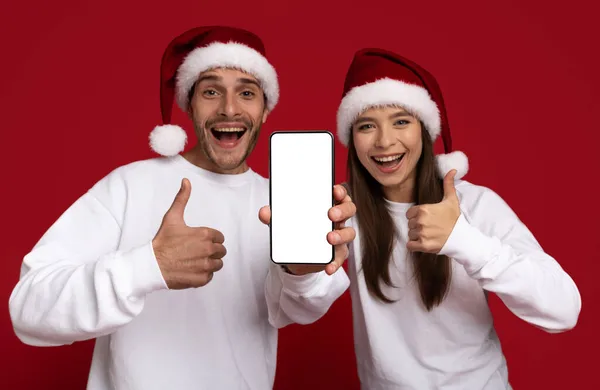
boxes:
[336,48,468,180]
[149,26,279,156]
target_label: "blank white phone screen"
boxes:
[270,131,334,264]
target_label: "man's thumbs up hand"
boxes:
[161,178,192,226]
[405,170,461,254]
[153,179,226,289]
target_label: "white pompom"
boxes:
[149,124,187,156]
[436,151,469,180]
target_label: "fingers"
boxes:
[205,258,224,273]
[189,246,225,287]
[210,229,225,244]
[406,206,428,233]
[406,237,440,253]
[330,183,355,224]
[193,227,225,244]
[406,205,420,220]
[209,242,227,259]
[324,263,337,275]
[408,228,420,241]
[166,178,192,222]
[326,243,349,275]
[406,240,423,252]
[333,184,349,203]
[328,227,355,246]
[407,240,435,253]
[329,200,356,223]
[442,169,458,201]
[407,218,420,229]
[192,257,225,287]
[258,206,271,225]
[190,271,215,288]
[323,223,355,275]
[283,239,350,276]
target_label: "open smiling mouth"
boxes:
[210,126,248,148]
[371,153,405,172]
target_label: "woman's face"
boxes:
[352,105,423,200]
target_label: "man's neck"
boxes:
[181,147,249,175]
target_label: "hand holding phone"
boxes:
[261,130,357,275]
[269,131,335,266]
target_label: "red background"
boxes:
[1,0,598,388]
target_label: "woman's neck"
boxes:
[382,173,416,203]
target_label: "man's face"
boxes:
[188,68,269,174]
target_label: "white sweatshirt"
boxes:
[347,180,581,390]
[8,154,350,390]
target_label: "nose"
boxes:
[218,92,242,118]
[374,126,396,149]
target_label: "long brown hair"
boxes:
[347,124,452,311]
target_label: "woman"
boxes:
[335,48,581,389]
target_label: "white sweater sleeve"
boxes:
[439,184,581,333]
[264,262,350,328]
[8,171,168,347]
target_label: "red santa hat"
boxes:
[336,48,468,180]
[149,26,279,156]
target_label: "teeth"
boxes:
[373,154,403,162]
[213,127,245,132]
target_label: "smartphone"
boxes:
[269,131,335,265]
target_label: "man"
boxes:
[9,26,354,390]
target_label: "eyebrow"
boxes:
[196,74,221,84]
[389,110,413,119]
[196,74,260,89]
[354,110,412,125]
[238,77,261,89]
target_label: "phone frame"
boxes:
[268,130,336,266]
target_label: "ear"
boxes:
[262,108,270,124]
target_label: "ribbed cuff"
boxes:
[439,214,496,274]
[127,242,169,299]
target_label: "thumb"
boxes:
[165,178,191,223]
[442,169,458,202]
[258,206,271,226]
